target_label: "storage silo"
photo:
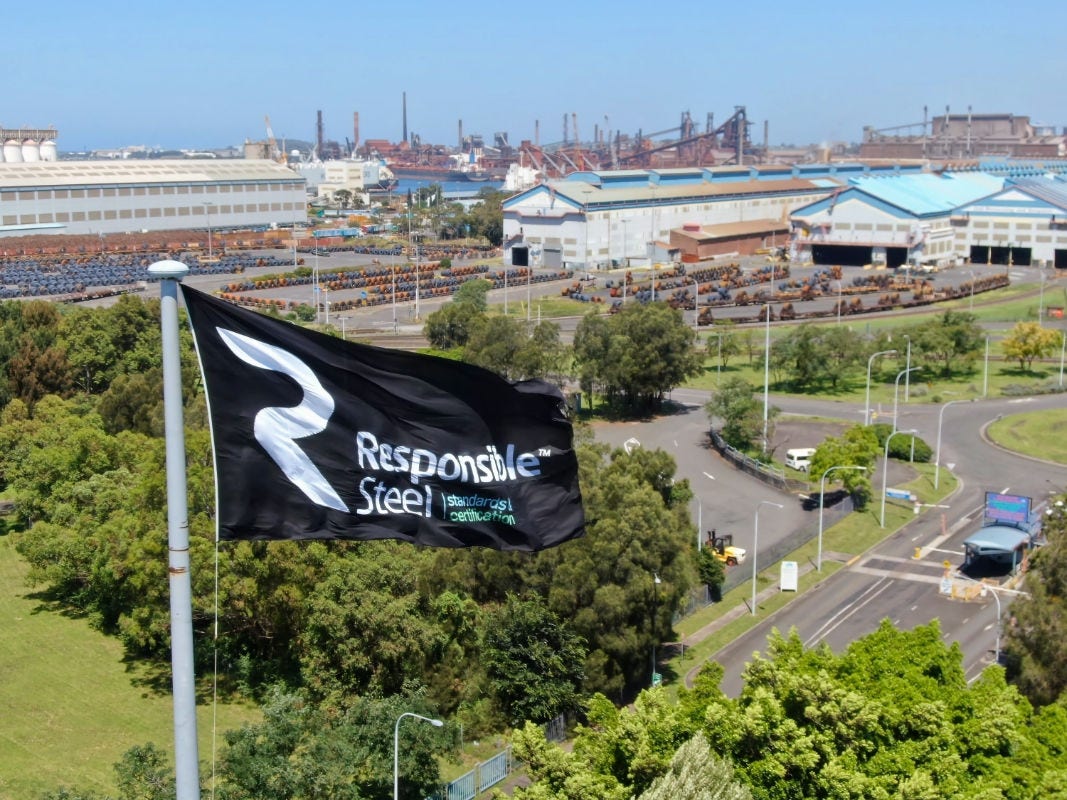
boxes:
[39,140,57,161]
[21,139,40,161]
[3,140,23,162]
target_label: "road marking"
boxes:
[702,471,716,481]
[1001,486,1011,494]
[927,547,963,555]
[804,578,894,648]
[673,440,678,448]
[851,565,944,585]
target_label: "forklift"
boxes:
[706,530,747,566]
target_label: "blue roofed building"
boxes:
[789,172,1005,269]
[789,161,1067,269]
[952,172,1067,268]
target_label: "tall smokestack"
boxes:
[353,111,360,154]
[402,92,408,145]
[459,119,463,149]
[317,110,324,156]
[763,119,769,163]
[967,105,972,157]
[535,119,540,146]
[923,105,928,158]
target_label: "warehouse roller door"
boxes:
[811,244,873,266]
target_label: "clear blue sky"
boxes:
[5,0,1063,152]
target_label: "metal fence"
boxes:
[428,714,566,800]
[431,748,514,800]
[707,429,808,493]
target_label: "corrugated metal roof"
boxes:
[1008,178,1067,211]
[553,177,836,207]
[963,525,1030,553]
[0,159,302,189]
[674,219,789,241]
[848,172,1004,216]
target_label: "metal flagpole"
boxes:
[147,260,200,800]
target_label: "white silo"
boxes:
[4,140,23,162]
[21,139,40,161]
[39,140,57,161]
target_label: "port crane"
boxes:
[264,115,285,164]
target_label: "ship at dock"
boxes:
[388,151,495,183]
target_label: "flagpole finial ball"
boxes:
[148,260,190,280]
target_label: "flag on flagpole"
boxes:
[181,287,585,551]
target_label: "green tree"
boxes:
[481,594,587,725]
[572,312,611,408]
[114,743,174,800]
[333,188,353,209]
[1002,321,1061,372]
[808,425,879,510]
[452,277,492,311]
[299,546,440,702]
[573,303,702,415]
[707,328,742,368]
[637,732,751,800]
[696,547,726,596]
[705,377,778,452]
[465,188,506,246]
[514,320,569,385]
[463,315,527,379]
[1005,498,1067,706]
[910,310,984,377]
[423,302,486,350]
[510,721,629,800]
[217,688,454,800]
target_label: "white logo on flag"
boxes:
[216,327,349,512]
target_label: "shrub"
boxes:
[871,422,933,462]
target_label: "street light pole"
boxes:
[651,572,662,686]
[935,398,973,489]
[203,202,215,260]
[391,253,397,335]
[1039,268,1046,322]
[818,465,867,571]
[836,280,842,325]
[967,268,975,312]
[1060,331,1066,388]
[985,587,1002,664]
[904,335,912,403]
[983,335,990,397]
[865,349,897,426]
[709,332,723,385]
[394,712,444,800]
[414,237,421,321]
[752,500,784,614]
[762,305,771,453]
[892,367,921,434]
[881,429,917,527]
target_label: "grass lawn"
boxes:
[987,408,1067,465]
[0,535,260,799]
[686,281,1064,404]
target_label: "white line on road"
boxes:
[850,566,944,585]
[804,578,894,648]
[702,471,716,481]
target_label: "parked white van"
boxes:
[785,448,816,472]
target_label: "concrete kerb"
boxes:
[680,474,967,689]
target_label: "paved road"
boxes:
[636,390,1067,696]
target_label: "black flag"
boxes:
[181,286,584,551]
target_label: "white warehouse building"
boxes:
[0,159,306,239]
[501,164,923,270]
